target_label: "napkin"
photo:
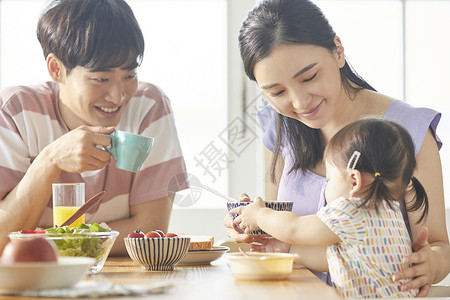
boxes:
[0,278,174,298]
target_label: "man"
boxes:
[0,0,187,255]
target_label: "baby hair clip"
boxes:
[347,151,361,171]
[374,172,381,177]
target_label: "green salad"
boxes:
[45,223,112,260]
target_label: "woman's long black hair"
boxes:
[239,0,376,181]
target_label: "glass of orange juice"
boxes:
[52,183,85,228]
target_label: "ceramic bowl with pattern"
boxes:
[124,237,191,271]
[227,201,293,235]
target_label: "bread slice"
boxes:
[183,235,214,251]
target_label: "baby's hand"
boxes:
[231,197,266,234]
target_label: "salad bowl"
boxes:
[8,223,118,274]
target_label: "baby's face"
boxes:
[324,160,354,203]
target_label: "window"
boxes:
[314,0,450,208]
[1,0,449,216]
[405,2,450,210]
[127,0,229,209]
[317,0,403,99]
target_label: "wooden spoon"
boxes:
[59,191,106,227]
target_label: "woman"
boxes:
[224,0,450,296]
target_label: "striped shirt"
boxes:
[0,81,187,226]
[317,197,418,298]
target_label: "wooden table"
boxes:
[0,256,340,299]
[96,256,340,299]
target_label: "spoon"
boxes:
[200,184,238,202]
[238,247,270,260]
[238,247,250,256]
[59,191,106,227]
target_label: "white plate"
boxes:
[0,257,95,292]
[177,246,229,265]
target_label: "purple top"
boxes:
[258,99,442,283]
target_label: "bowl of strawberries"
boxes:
[124,229,190,271]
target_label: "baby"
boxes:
[231,118,428,298]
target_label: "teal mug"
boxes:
[106,130,154,172]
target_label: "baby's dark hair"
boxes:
[325,118,428,223]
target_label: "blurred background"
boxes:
[1,0,449,242]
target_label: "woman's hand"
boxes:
[250,237,291,253]
[392,227,435,297]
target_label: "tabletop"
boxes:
[98,256,339,299]
[0,256,341,300]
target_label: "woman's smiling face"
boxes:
[58,65,139,130]
[254,42,345,129]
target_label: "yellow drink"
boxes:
[53,206,85,228]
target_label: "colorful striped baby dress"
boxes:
[316,197,418,298]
